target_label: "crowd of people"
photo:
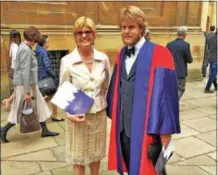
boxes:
[0,5,216,175]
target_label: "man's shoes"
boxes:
[204,89,214,93]
[41,131,59,137]
[202,75,206,78]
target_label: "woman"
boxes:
[2,30,21,109]
[35,35,64,122]
[1,26,59,143]
[59,16,110,175]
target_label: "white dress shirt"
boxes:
[125,37,146,75]
[9,42,18,69]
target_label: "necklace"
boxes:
[80,54,94,64]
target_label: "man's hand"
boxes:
[24,93,31,101]
[160,134,171,149]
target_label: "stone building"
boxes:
[0,1,217,99]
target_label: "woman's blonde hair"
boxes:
[73,16,96,34]
[119,6,147,35]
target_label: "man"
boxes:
[202,25,216,77]
[107,6,180,175]
[204,30,217,93]
[145,28,151,41]
[166,26,193,100]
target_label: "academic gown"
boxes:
[106,41,181,175]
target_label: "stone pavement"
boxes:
[1,79,217,175]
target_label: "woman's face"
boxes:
[74,27,96,48]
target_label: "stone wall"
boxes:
[1,1,215,99]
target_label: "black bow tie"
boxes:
[125,47,135,57]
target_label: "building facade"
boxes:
[0,1,217,99]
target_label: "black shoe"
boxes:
[202,75,206,78]
[1,128,9,143]
[41,131,59,137]
[204,89,214,93]
[51,117,65,122]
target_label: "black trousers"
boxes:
[120,131,167,175]
[120,130,131,172]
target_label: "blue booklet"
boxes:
[51,81,94,115]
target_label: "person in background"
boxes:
[1,26,59,143]
[145,28,151,41]
[204,30,217,93]
[202,25,215,77]
[166,26,193,100]
[35,35,64,122]
[2,30,21,109]
[59,16,110,175]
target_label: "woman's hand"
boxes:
[67,113,86,123]
[24,93,31,101]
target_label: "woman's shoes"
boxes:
[51,117,65,122]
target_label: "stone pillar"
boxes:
[201,1,209,32]
[211,2,217,26]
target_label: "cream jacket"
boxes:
[59,47,110,113]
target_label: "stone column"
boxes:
[211,2,217,26]
[201,1,209,32]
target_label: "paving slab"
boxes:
[179,102,198,111]
[207,151,217,160]
[200,166,216,175]
[1,161,41,175]
[177,155,216,166]
[39,161,71,171]
[186,97,216,107]
[5,149,57,161]
[0,79,216,175]
[53,132,66,146]
[208,114,216,119]
[46,122,66,133]
[172,124,199,140]
[182,117,216,132]
[50,146,66,162]
[173,137,216,158]
[51,165,75,175]
[195,130,216,146]
[179,108,210,121]
[168,153,184,164]
[35,171,52,175]
[1,137,58,158]
[197,106,217,115]
[166,165,210,175]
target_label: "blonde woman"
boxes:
[59,16,110,175]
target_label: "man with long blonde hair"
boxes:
[107,6,180,175]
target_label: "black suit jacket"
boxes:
[166,38,193,78]
[208,33,217,63]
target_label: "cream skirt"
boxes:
[7,85,51,124]
[66,109,107,165]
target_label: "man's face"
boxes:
[120,20,143,46]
